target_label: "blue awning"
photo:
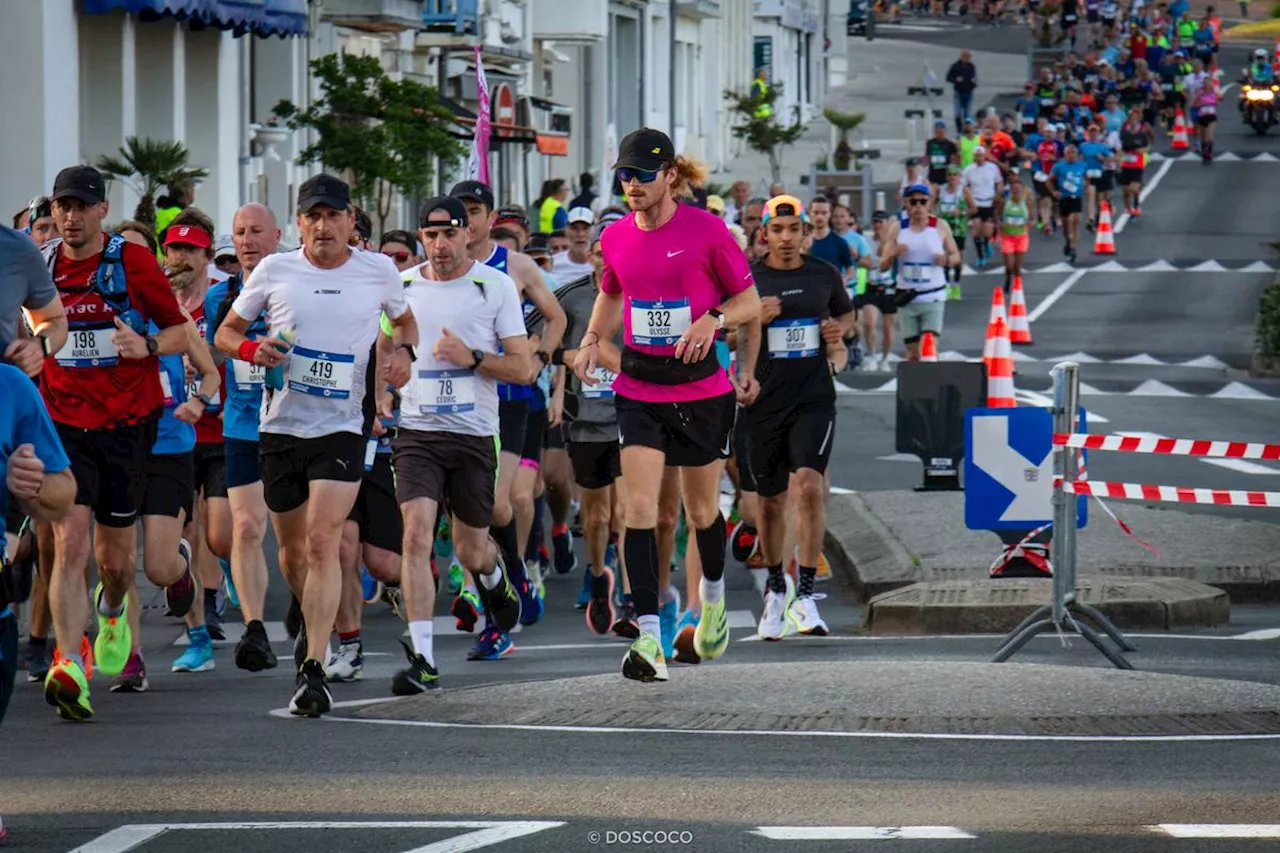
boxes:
[82,0,309,39]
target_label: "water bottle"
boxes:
[263,326,296,391]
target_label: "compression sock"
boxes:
[203,589,217,613]
[798,566,817,598]
[623,527,659,621]
[694,515,727,582]
[490,521,527,587]
[766,564,787,594]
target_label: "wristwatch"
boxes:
[470,349,485,369]
[145,336,159,355]
[398,343,417,362]
[37,334,51,357]
[707,308,725,330]
[194,392,214,407]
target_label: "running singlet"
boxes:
[1051,160,1088,198]
[599,204,754,404]
[188,302,225,445]
[1002,199,1030,236]
[487,244,533,404]
[206,275,266,443]
[895,216,947,299]
[937,186,968,237]
[152,323,196,455]
[1079,140,1112,177]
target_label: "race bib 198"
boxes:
[629,298,691,347]
[57,326,118,368]
[583,366,617,399]
[232,358,265,392]
[417,368,476,414]
[767,318,821,359]
[288,345,355,399]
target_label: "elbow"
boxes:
[30,471,76,521]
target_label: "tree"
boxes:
[97,137,209,228]
[275,53,465,233]
[822,108,866,171]
[724,81,806,185]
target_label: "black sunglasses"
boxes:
[906,198,930,206]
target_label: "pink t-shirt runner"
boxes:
[600,204,755,403]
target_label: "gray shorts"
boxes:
[391,429,498,530]
[897,299,945,344]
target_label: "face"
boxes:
[1065,145,1079,162]
[462,199,495,247]
[566,221,592,251]
[764,218,805,263]
[493,234,520,254]
[233,205,281,273]
[590,241,604,280]
[380,240,417,271]
[298,205,354,262]
[119,230,150,251]
[619,166,674,214]
[52,197,108,250]
[808,201,831,229]
[831,206,851,232]
[30,216,57,246]
[904,193,930,216]
[731,181,749,205]
[742,203,764,233]
[975,148,987,165]
[215,254,241,277]
[1010,182,1025,200]
[419,214,470,277]
[164,242,210,290]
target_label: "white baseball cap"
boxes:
[213,234,235,260]
[567,206,594,225]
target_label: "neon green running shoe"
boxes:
[694,598,730,660]
[621,633,668,683]
[92,582,132,676]
[44,657,93,722]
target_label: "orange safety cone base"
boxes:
[920,331,939,362]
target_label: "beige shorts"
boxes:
[897,299,946,344]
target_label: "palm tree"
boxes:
[97,137,209,228]
[823,108,866,171]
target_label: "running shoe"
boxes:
[621,633,668,683]
[447,560,465,596]
[673,610,701,665]
[787,595,830,636]
[552,524,577,574]
[758,580,795,642]
[694,598,730,660]
[205,595,225,641]
[586,568,616,636]
[219,557,239,610]
[79,633,94,680]
[478,559,522,632]
[289,659,333,718]
[110,650,149,693]
[172,637,215,673]
[44,657,92,722]
[92,582,131,676]
[611,599,640,639]
[729,520,759,563]
[575,566,592,610]
[452,588,482,633]
[324,640,364,682]
[537,542,551,577]
[815,552,833,583]
[361,567,383,605]
[659,588,680,661]
[23,642,51,683]
[518,562,544,627]
[391,640,439,694]
[165,540,196,617]
[467,625,514,661]
[234,620,278,672]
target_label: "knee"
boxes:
[338,526,361,570]
[654,503,679,538]
[628,496,660,531]
[305,527,342,569]
[491,494,513,527]
[685,500,720,531]
[760,496,786,524]
[794,471,826,508]
[510,486,534,518]
[584,495,611,530]
[402,515,434,559]
[232,510,266,550]
[454,536,486,571]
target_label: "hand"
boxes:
[673,314,717,365]
[112,316,150,360]
[174,399,205,424]
[820,319,844,349]
[254,337,290,368]
[735,372,761,407]
[6,444,44,500]
[384,347,413,389]
[432,327,474,369]
[760,296,783,325]
[377,389,396,423]
[894,243,911,258]
[548,398,563,428]
[4,338,46,378]
[572,341,598,384]
[933,253,948,267]
[371,417,388,438]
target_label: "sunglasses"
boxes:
[382,251,411,264]
[615,167,662,184]
[215,256,238,267]
[906,198,930,206]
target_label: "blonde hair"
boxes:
[669,155,709,199]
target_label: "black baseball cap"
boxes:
[51,165,107,204]
[418,196,469,229]
[449,180,496,210]
[297,173,350,212]
[612,127,675,172]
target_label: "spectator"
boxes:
[769,182,786,197]
[569,171,597,212]
[705,195,726,218]
[947,50,979,132]
[535,178,570,234]
[724,180,750,224]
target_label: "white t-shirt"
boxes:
[550,251,595,287]
[962,161,1003,207]
[230,247,409,440]
[398,260,526,437]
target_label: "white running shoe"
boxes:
[863,353,882,372]
[787,595,830,636]
[878,356,895,373]
[324,641,364,682]
[757,580,795,641]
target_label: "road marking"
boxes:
[737,629,1280,642]
[753,826,977,840]
[71,821,566,853]
[1212,381,1276,400]
[1013,388,1109,424]
[829,486,858,494]
[1114,158,1174,234]
[1153,825,1280,838]
[1026,269,1086,324]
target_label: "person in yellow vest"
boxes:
[535,178,569,234]
[153,181,195,262]
[752,68,772,119]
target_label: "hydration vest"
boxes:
[42,235,146,335]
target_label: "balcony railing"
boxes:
[422,0,479,33]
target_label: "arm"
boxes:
[511,252,567,353]
[549,365,566,426]
[17,465,76,522]
[24,295,68,359]
[384,306,418,389]
[936,219,962,268]
[174,317,221,424]
[878,222,902,271]
[474,334,532,383]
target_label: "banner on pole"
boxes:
[602,122,617,205]
[465,45,491,185]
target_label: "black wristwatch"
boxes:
[194,392,214,408]
[145,336,159,355]
[470,349,485,369]
[707,308,725,330]
[398,343,417,362]
[37,334,51,357]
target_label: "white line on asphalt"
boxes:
[753,826,977,840]
[1153,824,1280,838]
[737,629,1280,643]
[829,486,858,494]
[1026,269,1086,324]
[1113,158,1174,234]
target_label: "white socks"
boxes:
[478,567,502,590]
[638,615,661,642]
[700,578,725,605]
[409,620,435,667]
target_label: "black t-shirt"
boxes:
[747,257,853,418]
[808,231,855,272]
[925,138,958,174]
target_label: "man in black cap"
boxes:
[215,172,419,717]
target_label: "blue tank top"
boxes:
[487,244,533,403]
[151,321,196,455]
[205,277,267,442]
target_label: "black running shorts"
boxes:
[1058,196,1083,217]
[568,440,620,491]
[224,437,261,489]
[497,399,528,459]
[615,391,735,469]
[194,442,227,499]
[348,451,402,554]
[142,452,196,521]
[55,419,157,528]
[259,432,365,515]
[745,406,837,499]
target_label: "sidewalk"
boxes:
[715,38,1027,197]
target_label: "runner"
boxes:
[745,196,851,640]
[1050,143,1089,263]
[999,179,1032,294]
[1189,71,1218,163]
[387,196,528,691]
[550,207,596,285]
[925,122,959,196]
[857,211,898,372]
[573,128,761,681]
[1118,106,1151,215]
[934,167,968,300]
[1079,124,1116,228]
[216,173,418,717]
[879,184,961,361]
[961,146,1003,269]
[806,197,856,285]
[40,165,190,721]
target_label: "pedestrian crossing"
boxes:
[959,258,1277,276]
[837,375,1279,400]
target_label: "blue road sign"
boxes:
[965,407,1087,531]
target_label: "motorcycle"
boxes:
[1240,73,1279,136]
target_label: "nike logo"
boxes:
[667,249,684,258]
[721,433,732,457]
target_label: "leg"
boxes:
[655,467,681,593]
[335,521,363,635]
[228,483,270,623]
[302,481,363,664]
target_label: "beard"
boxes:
[167,264,198,291]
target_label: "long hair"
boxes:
[536,178,565,207]
[669,155,708,200]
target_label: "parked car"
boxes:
[847,0,869,34]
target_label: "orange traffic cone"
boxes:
[1171,110,1190,151]
[986,317,1016,408]
[1093,200,1116,255]
[1007,276,1033,345]
[983,287,1007,363]
[920,331,939,362]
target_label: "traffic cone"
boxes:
[1007,276,1033,345]
[1093,200,1116,255]
[986,316,1016,408]
[1171,110,1190,151]
[983,287,1007,363]
[920,331,939,362]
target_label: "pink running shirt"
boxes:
[600,204,754,403]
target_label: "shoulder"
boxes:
[352,248,401,278]
[807,256,843,284]
[206,279,229,303]
[470,260,520,295]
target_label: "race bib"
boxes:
[901,262,933,286]
[288,345,355,399]
[930,154,946,166]
[766,318,821,359]
[185,379,220,409]
[629,298,691,347]
[57,326,118,368]
[1087,169,1102,178]
[1041,97,1057,106]
[159,369,175,408]
[417,368,476,414]
[232,358,265,392]
[1034,170,1049,182]
[1005,214,1027,226]
[582,366,617,399]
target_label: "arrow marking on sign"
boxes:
[971,415,1054,522]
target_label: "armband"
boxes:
[238,340,261,363]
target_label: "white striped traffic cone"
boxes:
[920,331,939,362]
[983,287,1007,363]
[1008,276,1033,345]
[986,316,1016,408]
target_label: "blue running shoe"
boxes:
[575,567,591,610]
[552,525,577,575]
[219,558,239,610]
[604,541,619,572]
[467,625,513,661]
[659,589,681,662]
[518,578,544,626]
[360,566,382,605]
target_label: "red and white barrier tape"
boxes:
[1057,478,1280,508]
[1054,433,1280,461]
